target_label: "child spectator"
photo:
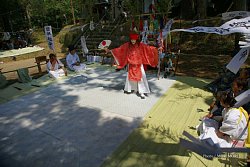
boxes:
[47,53,67,79]
[162,52,175,78]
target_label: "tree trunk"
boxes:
[196,0,206,19]
[70,0,76,25]
[26,6,32,28]
[233,0,247,11]
[180,0,195,19]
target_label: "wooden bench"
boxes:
[2,56,48,75]
[35,56,48,74]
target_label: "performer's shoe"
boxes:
[124,90,134,94]
[140,93,146,99]
[115,68,121,72]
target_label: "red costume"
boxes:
[111,38,158,82]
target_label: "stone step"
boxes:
[75,22,119,51]
[88,35,109,39]
[91,31,110,34]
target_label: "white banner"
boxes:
[44,26,55,51]
[158,19,174,40]
[234,89,250,108]
[171,16,250,35]
[80,36,88,54]
[222,11,250,20]
[90,20,94,31]
[141,20,149,44]
[239,33,250,48]
[226,48,249,74]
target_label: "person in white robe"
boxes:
[124,64,151,96]
[66,45,86,72]
[104,33,158,99]
[198,91,248,147]
[47,53,67,79]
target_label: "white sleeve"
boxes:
[66,55,74,70]
[219,108,247,139]
[57,59,64,67]
[46,62,51,72]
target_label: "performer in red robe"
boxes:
[105,33,158,99]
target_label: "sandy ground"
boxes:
[0,52,239,81]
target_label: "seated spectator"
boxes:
[239,68,250,89]
[198,91,248,147]
[163,54,174,78]
[206,78,248,119]
[232,78,248,96]
[66,45,86,72]
[205,66,237,94]
[235,69,250,113]
[47,53,67,79]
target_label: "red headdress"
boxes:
[129,33,139,40]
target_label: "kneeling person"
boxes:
[47,53,67,78]
[66,45,86,72]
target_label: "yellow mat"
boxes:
[101,76,247,167]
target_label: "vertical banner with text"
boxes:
[44,26,55,51]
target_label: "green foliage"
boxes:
[123,0,143,15]
[59,27,82,47]
[0,0,88,31]
[155,0,173,14]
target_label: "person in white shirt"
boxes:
[198,91,248,147]
[66,45,86,72]
[47,53,67,78]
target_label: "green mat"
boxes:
[101,76,247,167]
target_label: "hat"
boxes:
[129,33,139,40]
[68,45,76,52]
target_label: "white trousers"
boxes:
[198,118,232,147]
[49,69,65,79]
[124,64,150,94]
[73,63,86,72]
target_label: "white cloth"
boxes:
[199,124,232,148]
[234,89,250,108]
[198,108,248,147]
[81,36,88,55]
[124,64,150,94]
[72,64,86,72]
[46,59,65,79]
[220,108,248,140]
[66,53,86,71]
[48,69,65,79]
